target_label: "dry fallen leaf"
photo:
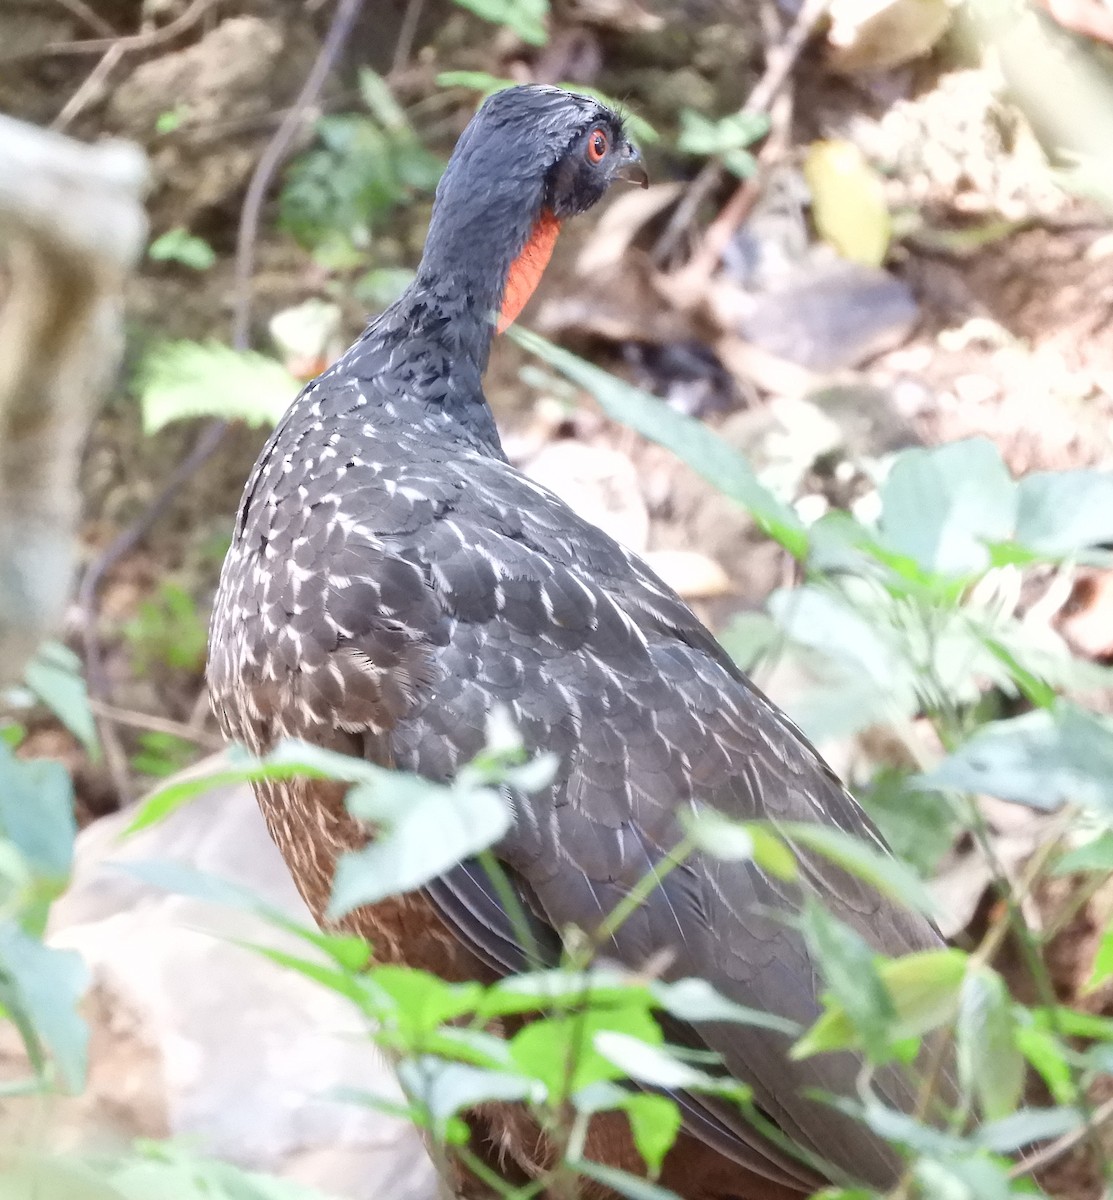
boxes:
[804,140,891,268]
[827,0,954,72]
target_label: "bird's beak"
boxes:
[614,145,649,189]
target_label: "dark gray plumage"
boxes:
[209,85,949,1199]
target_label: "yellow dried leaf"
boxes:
[804,140,891,267]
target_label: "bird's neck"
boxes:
[338,198,559,454]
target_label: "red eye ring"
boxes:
[586,128,609,163]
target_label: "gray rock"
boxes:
[41,762,440,1200]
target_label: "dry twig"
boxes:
[76,0,367,803]
[652,0,831,266]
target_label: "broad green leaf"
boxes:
[328,777,511,916]
[481,967,647,1017]
[24,641,98,757]
[804,140,890,267]
[1014,469,1113,555]
[682,811,798,880]
[912,1155,1016,1200]
[396,1056,541,1129]
[574,1084,682,1174]
[137,341,300,432]
[510,1005,662,1096]
[650,978,801,1035]
[795,948,966,1058]
[364,966,483,1036]
[843,1100,968,1156]
[594,1032,747,1097]
[119,859,370,971]
[1014,1023,1077,1105]
[775,821,936,915]
[767,585,908,691]
[0,1156,126,1200]
[957,966,1023,1120]
[860,770,957,876]
[573,1160,683,1200]
[1086,919,1113,992]
[0,741,75,880]
[677,109,769,173]
[511,327,808,557]
[619,1094,682,1175]
[800,901,893,1061]
[878,439,1016,579]
[148,227,216,270]
[125,739,384,835]
[920,705,1113,817]
[450,0,549,44]
[1054,830,1113,874]
[975,1106,1084,1153]
[108,1147,337,1200]
[0,924,88,1091]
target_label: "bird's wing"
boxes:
[370,453,944,1190]
[241,439,941,1190]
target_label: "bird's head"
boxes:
[418,85,646,333]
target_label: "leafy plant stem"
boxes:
[593,837,695,947]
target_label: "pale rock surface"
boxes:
[21,767,440,1200]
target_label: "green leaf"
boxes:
[677,109,769,160]
[1054,830,1113,874]
[365,965,483,1037]
[912,1155,1017,1200]
[1014,1023,1077,1105]
[0,741,75,881]
[1014,469,1113,556]
[775,821,936,915]
[650,978,800,1035]
[510,1005,662,1096]
[1086,918,1113,992]
[594,1031,748,1097]
[920,705,1113,817]
[0,924,88,1091]
[511,327,808,557]
[682,812,798,879]
[575,1085,682,1175]
[118,859,370,973]
[137,341,300,432]
[148,227,216,270]
[799,900,894,1061]
[125,740,381,835]
[328,775,511,916]
[450,0,549,44]
[860,770,957,876]
[975,1106,1084,1153]
[24,640,98,758]
[878,439,1016,578]
[957,966,1023,1120]
[795,948,966,1058]
[573,1160,683,1200]
[621,1093,682,1175]
[0,1155,127,1200]
[396,1056,542,1131]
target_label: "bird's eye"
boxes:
[586,128,609,163]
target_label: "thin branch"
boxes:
[88,699,224,749]
[46,0,217,55]
[1009,1093,1113,1180]
[51,0,118,39]
[77,0,366,804]
[652,0,831,265]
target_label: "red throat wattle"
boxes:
[497,210,561,333]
